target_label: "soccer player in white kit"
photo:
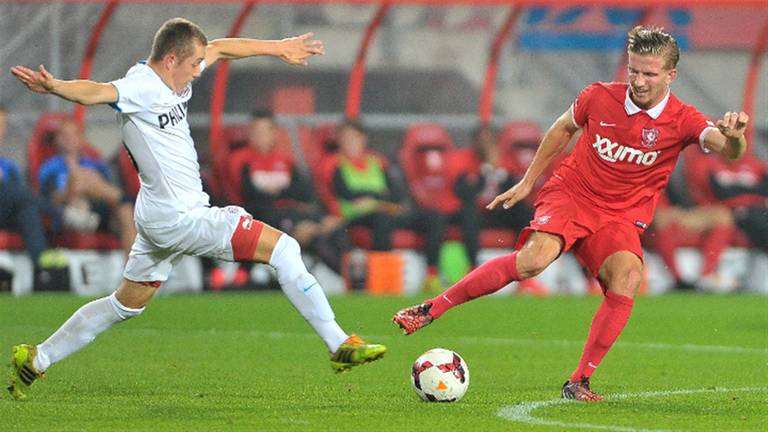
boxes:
[8,17,386,400]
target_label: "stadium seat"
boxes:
[298,122,341,216]
[0,231,25,251]
[26,112,120,250]
[498,120,544,179]
[498,120,558,209]
[399,123,460,214]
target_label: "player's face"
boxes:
[249,118,276,152]
[338,126,366,159]
[171,42,205,91]
[627,52,676,110]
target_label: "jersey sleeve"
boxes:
[679,105,715,150]
[109,71,154,114]
[571,83,602,129]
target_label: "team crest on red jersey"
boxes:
[641,128,660,148]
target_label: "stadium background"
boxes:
[0,0,766,296]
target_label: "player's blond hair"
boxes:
[149,18,208,64]
[627,26,680,70]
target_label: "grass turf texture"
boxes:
[1,293,766,431]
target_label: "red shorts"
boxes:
[515,181,645,277]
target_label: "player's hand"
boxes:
[279,32,324,66]
[10,65,56,94]
[716,111,749,140]
[486,180,533,211]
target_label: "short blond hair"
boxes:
[149,18,207,63]
[627,26,680,70]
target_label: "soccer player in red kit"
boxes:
[393,26,749,401]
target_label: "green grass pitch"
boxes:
[1,292,766,431]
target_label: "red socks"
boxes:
[570,290,634,382]
[427,252,520,319]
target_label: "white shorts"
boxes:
[124,205,251,282]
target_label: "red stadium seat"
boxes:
[399,123,460,214]
[26,112,120,250]
[0,231,25,251]
[298,122,341,216]
[498,120,543,178]
[498,120,556,208]
[398,123,522,250]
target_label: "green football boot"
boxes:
[8,344,44,400]
[330,335,386,373]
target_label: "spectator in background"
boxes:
[706,152,768,252]
[450,125,546,295]
[331,118,446,292]
[651,148,766,291]
[38,119,135,253]
[653,191,736,291]
[0,105,58,267]
[239,110,350,273]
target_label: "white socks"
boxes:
[32,234,346,373]
[35,292,144,372]
[269,234,348,352]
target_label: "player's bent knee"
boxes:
[280,234,302,257]
[607,267,643,298]
[108,292,145,320]
[516,252,553,278]
[625,268,644,294]
[516,232,562,278]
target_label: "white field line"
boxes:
[11,325,767,355]
[445,335,768,355]
[497,386,768,432]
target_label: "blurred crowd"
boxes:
[1,105,766,293]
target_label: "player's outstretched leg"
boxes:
[7,286,147,400]
[563,252,639,402]
[393,252,521,335]
[263,229,386,371]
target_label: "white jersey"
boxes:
[110,61,209,228]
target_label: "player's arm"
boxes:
[702,111,749,160]
[204,33,324,67]
[486,107,578,210]
[10,65,117,106]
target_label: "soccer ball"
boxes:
[411,348,470,402]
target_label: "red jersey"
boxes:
[684,149,767,208]
[228,147,294,203]
[552,82,712,227]
[243,149,294,191]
